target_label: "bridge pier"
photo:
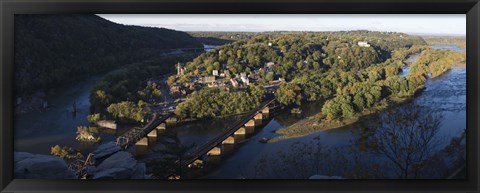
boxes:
[147,130,157,144]
[135,137,149,155]
[222,136,235,145]
[188,159,203,169]
[244,119,256,127]
[261,107,270,114]
[234,127,246,143]
[207,147,221,156]
[245,126,254,134]
[222,144,234,154]
[255,119,263,125]
[234,134,245,143]
[254,113,264,120]
[235,126,253,135]
[156,123,166,136]
[156,123,166,131]
[235,126,254,135]
[234,127,246,135]
[205,154,221,163]
[166,116,178,125]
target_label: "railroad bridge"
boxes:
[115,112,177,150]
[114,98,279,179]
[176,99,278,173]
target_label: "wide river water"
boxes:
[14,45,466,179]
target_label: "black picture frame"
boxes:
[1,0,479,192]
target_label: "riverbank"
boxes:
[452,62,466,68]
[269,86,424,143]
[14,66,131,115]
[269,47,466,143]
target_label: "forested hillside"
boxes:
[14,14,202,94]
[423,36,466,48]
[189,31,257,41]
[174,31,427,83]
[169,31,430,119]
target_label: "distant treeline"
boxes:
[423,36,466,48]
[188,31,258,41]
[14,14,202,95]
[194,37,234,45]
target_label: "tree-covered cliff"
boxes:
[14,14,203,94]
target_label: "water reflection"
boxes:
[355,104,443,179]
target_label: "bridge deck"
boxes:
[180,99,275,167]
[117,112,174,149]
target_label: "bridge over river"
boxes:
[115,111,176,149]
[159,98,278,178]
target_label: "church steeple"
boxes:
[176,62,184,76]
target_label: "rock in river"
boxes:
[92,151,148,179]
[14,152,77,179]
[93,142,121,159]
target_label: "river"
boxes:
[13,68,127,154]
[14,45,217,155]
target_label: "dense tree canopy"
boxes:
[169,31,433,120]
[274,83,303,106]
[106,100,152,122]
[90,55,197,113]
[411,49,466,78]
[172,31,427,85]
[175,86,265,119]
[319,46,465,120]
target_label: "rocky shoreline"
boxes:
[14,142,151,179]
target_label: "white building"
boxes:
[176,63,185,76]
[358,41,371,47]
[230,78,238,87]
[241,76,249,85]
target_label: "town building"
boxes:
[224,70,230,77]
[241,76,250,85]
[266,62,276,68]
[358,41,371,47]
[170,86,182,98]
[269,80,284,85]
[249,72,260,80]
[199,76,216,84]
[212,70,219,76]
[240,72,247,79]
[176,63,185,76]
[230,78,239,87]
[97,120,117,130]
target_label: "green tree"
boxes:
[152,88,162,100]
[86,113,101,123]
[265,73,274,82]
[353,94,365,111]
[275,83,303,106]
[107,101,151,122]
[51,145,76,159]
[75,126,101,142]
